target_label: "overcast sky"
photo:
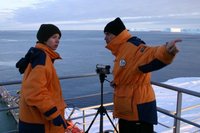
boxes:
[0,0,199,30]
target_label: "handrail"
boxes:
[0,73,97,86]
[0,91,113,112]
[0,74,200,133]
[0,80,21,86]
[151,81,200,97]
[0,106,18,112]
[157,107,200,128]
[151,81,200,133]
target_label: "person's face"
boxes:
[104,32,116,44]
[45,33,60,50]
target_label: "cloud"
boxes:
[0,0,54,10]
[0,9,15,21]
[0,0,200,30]
[0,0,56,29]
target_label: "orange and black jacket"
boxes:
[16,43,66,132]
[106,30,176,124]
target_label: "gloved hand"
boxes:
[165,39,182,56]
[52,115,67,129]
[110,81,116,88]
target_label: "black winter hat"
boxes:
[104,17,126,36]
[37,24,61,43]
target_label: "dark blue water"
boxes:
[1,30,200,82]
[0,30,200,132]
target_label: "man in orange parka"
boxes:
[104,17,182,133]
[16,24,67,133]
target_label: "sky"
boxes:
[0,0,199,30]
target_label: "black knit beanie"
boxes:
[37,24,61,43]
[104,17,126,36]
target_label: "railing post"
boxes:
[83,110,86,132]
[173,92,182,133]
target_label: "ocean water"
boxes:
[1,30,200,82]
[0,30,200,132]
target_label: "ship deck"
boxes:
[0,73,200,133]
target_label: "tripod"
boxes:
[85,73,118,133]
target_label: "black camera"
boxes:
[96,64,111,75]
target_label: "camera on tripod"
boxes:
[96,64,110,75]
[86,64,118,133]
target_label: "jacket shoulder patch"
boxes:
[30,48,46,68]
[127,36,146,46]
[16,47,46,74]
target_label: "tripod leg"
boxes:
[104,110,119,133]
[85,109,100,133]
[100,110,104,133]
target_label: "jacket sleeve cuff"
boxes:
[44,106,60,120]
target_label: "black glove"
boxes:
[52,115,67,129]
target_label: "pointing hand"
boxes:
[166,39,182,55]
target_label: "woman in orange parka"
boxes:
[104,17,182,133]
[16,24,67,133]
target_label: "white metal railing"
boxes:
[0,73,200,133]
[151,81,200,133]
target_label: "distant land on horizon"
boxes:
[130,28,200,34]
[0,28,200,34]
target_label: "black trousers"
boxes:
[19,120,45,133]
[119,119,154,133]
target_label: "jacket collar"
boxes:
[35,43,61,60]
[105,30,132,56]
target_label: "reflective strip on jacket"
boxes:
[19,43,66,133]
[106,30,176,124]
